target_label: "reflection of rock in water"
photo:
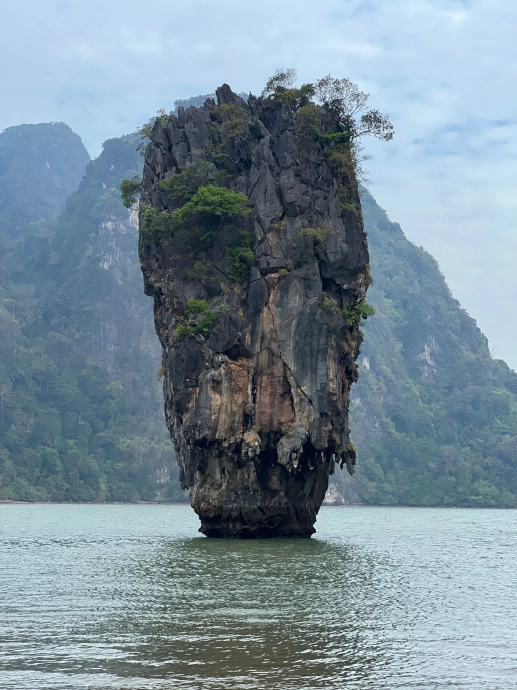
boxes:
[140,85,370,537]
[125,536,391,688]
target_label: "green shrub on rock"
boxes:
[342,300,375,326]
[227,245,254,283]
[120,176,142,208]
[296,103,320,139]
[213,104,249,143]
[336,185,357,213]
[139,206,173,243]
[322,295,340,314]
[293,226,327,266]
[157,161,211,208]
[174,298,216,340]
[183,261,212,281]
[172,186,250,248]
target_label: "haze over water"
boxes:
[1,504,515,689]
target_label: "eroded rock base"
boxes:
[189,449,333,538]
[201,527,314,539]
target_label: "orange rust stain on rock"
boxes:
[208,359,250,443]
[255,354,295,434]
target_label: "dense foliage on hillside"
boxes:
[0,127,182,502]
[334,191,517,506]
[0,123,90,239]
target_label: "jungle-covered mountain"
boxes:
[0,124,180,501]
[1,112,516,506]
[343,191,517,506]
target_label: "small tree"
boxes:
[261,69,394,143]
[120,176,142,208]
[314,75,394,141]
[157,161,211,208]
[342,301,375,326]
[136,109,171,154]
[261,68,315,111]
[261,68,298,98]
[175,299,216,340]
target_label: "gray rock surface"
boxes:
[139,84,370,537]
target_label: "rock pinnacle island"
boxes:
[138,81,373,537]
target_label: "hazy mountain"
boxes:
[0,123,90,238]
[0,129,182,502]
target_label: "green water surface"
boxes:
[0,504,516,689]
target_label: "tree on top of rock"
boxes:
[261,68,394,142]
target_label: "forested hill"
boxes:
[0,130,181,502]
[336,190,517,506]
[0,123,90,239]
[1,115,517,506]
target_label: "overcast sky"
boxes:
[2,0,516,367]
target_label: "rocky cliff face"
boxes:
[139,85,370,536]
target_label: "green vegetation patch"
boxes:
[140,206,173,244]
[322,295,340,314]
[183,261,212,281]
[120,176,142,208]
[227,244,254,283]
[261,68,393,186]
[270,212,286,233]
[342,300,375,326]
[172,185,250,249]
[262,70,315,112]
[157,161,211,208]
[293,226,327,266]
[336,185,357,214]
[175,298,216,340]
[144,159,255,283]
[296,103,320,139]
[173,185,249,225]
[213,104,249,143]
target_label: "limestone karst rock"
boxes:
[139,84,370,536]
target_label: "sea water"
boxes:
[1,504,516,689]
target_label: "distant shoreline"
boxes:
[0,500,514,509]
[0,500,189,505]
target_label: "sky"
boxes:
[2,0,516,367]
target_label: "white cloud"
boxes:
[1,0,516,366]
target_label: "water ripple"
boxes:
[1,504,516,689]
